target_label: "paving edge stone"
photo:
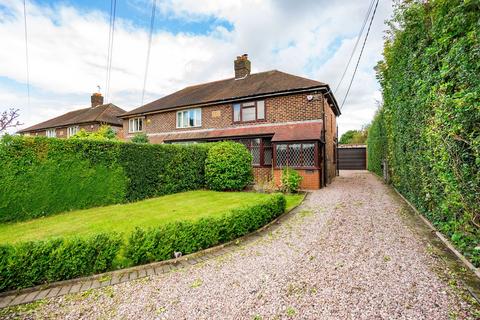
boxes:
[0,192,308,309]
[391,185,480,304]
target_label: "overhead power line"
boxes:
[141,0,157,106]
[340,0,379,109]
[334,0,376,94]
[105,0,117,102]
[23,0,30,106]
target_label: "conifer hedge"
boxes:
[368,0,479,266]
[0,135,209,222]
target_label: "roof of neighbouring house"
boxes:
[159,121,324,142]
[18,104,126,133]
[121,70,340,117]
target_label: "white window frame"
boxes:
[128,117,144,133]
[67,126,79,137]
[176,108,202,128]
[46,128,56,138]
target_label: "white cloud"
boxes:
[0,0,393,136]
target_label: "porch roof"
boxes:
[162,121,323,142]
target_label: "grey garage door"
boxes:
[338,147,366,170]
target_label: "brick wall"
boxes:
[323,99,338,184]
[273,169,321,190]
[123,92,324,141]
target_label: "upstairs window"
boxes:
[67,126,79,137]
[177,109,201,128]
[46,128,56,138]
[129,117,144,133]
[233,100,265,123]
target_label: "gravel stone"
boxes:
[4,171,478,319]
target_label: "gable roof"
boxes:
[18,104,126,133]
[121,70,339,117]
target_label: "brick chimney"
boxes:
[234,54,251,79]
[91,92,104,108]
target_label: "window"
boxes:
[129,117,144,133]
[275,142,317,168]
[67,126,79,137]
[46,129,56,138]
[232,100,265,123]
[177,109,201,128]
[233,138,272,166]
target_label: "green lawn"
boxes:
[0,191,304,244]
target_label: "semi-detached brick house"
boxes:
[17,93,125,138]
[121,55,341,189]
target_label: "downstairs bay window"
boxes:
[274,142,318,168]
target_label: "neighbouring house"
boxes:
[18,93,126,138]
[120,55,340,189]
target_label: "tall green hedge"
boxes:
[0,136,209,222]
[370,0,479,266]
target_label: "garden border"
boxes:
[0,192,307,309]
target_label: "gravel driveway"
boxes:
[4,171,479,319]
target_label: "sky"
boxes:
[0,0,393,136]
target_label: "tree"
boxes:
[71,125,118,140]
[0,108,22,133]
[339,127,368,144]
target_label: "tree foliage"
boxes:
[370,0,480,266]
[71,125,117,140]
[339,128,368,144]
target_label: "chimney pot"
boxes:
[91,92,104,108]
[234,54,251,79]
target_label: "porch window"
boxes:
[275,142,317,168]
[177,109,201,128]
[233,100,265,123]
[234,137,272,166]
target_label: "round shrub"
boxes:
[205,141,253,191]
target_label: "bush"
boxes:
[205,141,253,191]
[0,136,210,222]
[281,168,302,193]
[125,194,286,265]
[0,233,122,291]
[131,133,149,144]
[371,0,480,266]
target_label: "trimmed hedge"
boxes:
[0,136,209,222]
[0,233,122,291]
[125,194,286,265]
[0,194,286,292]
[205,141,253,191]
[370,0,480,266]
